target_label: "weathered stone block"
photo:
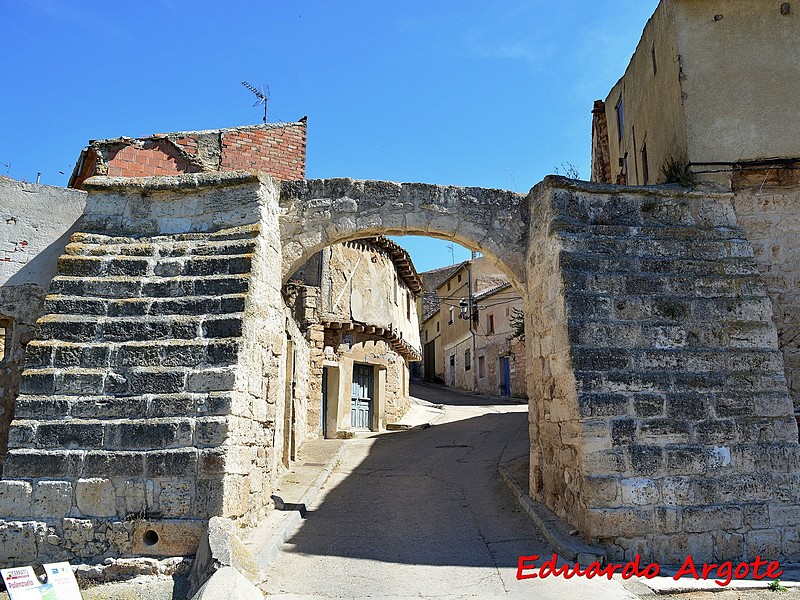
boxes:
[0,481,33,517]
[158,480,193,517]
[37,422,104,449]
[146,449,198,478]
[31,481,72,518]
[683,506,743,533]
[187,369,237,393]
[655,506,681,534]
[747,529,782,560]
[4,450,83,478]
[127,370,186,395]
[132,520,205,557]
[620,477,659,505]
[108,420,192,450]
[195,418,228,446]
[583,507,653,537]
[76,478,117,517]
[628,444,663,475]
[202,317,243,339]
[665,444,705,474]
[85,451,146,477]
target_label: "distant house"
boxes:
[289,237,423,437]
[472,283,526,398]
[591,0,800,188]
[420,257,526,398]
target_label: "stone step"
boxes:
[19,365,237,397]
[15,392,234,420]
[56,254,253,278]
[34,314,243,344]
[68,225,259,247]
[552,221,745,241]
[43,293,246,318]
[24,339,240,369]
[8,416,227,451]
[64,237,258,258]
[2,447,206,479]
[560,251,760,278]
[49,274,250,299]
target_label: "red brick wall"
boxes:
[220,122,306,180]
[71,121,307,189]
[105,140,202,179]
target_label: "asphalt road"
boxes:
[260,383,639,599]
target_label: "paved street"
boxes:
[260,383,638,599]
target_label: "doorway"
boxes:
[351,364,374,430]
[499,356,511,398]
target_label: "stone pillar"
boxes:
[527,176,800,563]
[0,172,287,563]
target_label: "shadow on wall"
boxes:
[4,222,82,288]
[277,407,539,569]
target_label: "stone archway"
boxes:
[277,174,800,563]
[0,171,797,565]
[278,178,529,291]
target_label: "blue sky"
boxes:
[0,0,658,272]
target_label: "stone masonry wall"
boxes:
[730,172,800,415]
[0,172,291,564]
[528,176,800,563]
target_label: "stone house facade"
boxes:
[591,0,799,188]
[419,264,460,384]
[591,0,800,416]
[429,257,526,396]
[471,283,527,399]
[288,236,422,438]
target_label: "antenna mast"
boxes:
[241,81,270,123]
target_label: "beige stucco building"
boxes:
[425,257,526,397]
[290,236,422,437]
[592,0,800,187]
[592,0,800,415]
[472,283,527,399]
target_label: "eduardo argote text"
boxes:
[517,553,783,587]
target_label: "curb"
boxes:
[498,465,606,565]
[252,443,349,568]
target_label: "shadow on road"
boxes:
[279,399,541,569]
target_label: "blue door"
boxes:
[351,364,374,430]
[500,356,511,397]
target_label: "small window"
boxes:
[457,273,462,283]
[615,95,624,144]
[487,313,495,334]
[449,306,454,325]
[407,290,412,320]
[436,321,440,332]
[505,307,510,317]
[478,356,485,378]
[425,330,428,341]
[0,318,11,362]
[447,281,451,291]
[465,349,471,371]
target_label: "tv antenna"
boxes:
[242,81,270,123]
[446,244,455,264]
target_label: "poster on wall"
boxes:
[1,563,82,600]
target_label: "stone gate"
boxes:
[0,171,797,564]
